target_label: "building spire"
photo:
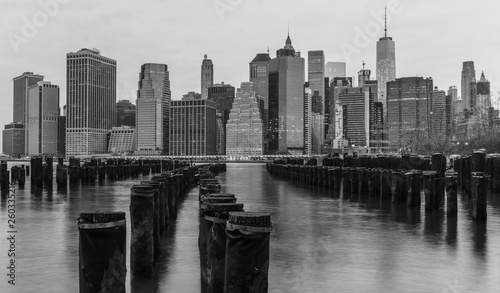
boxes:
[384,6,387,38]
[362,60,366,70]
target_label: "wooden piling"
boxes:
[406,171,421,208]
[423,171,439,211]
[471,172,488,221]
[140,181,162,260]
[445,172,458,216]
[224,212,272,293]
[130,185,155,277]
[199,203,244,293]
[78,211,126,293]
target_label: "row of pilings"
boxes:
[0,157,199,192]
[267,151,498,222]
[77,163,227,293]
[197,168,272,293]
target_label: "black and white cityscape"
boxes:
[1,0,500,292]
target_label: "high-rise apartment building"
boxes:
[326,77,352,144]
[27,81,60,155]
[376,12,396,116]
[476,71,491,112]
[208,82,235,154]
[66,48,116,156]
[387,77,433,148]
[268,34,305,155]
[303,85,312,155]
[169,98,217,156]
[226,82,264,156]
[325,62,346,80]
[461,61,476,111]
[201,55,214,99]
[432,87,447,143]
[116,100,136,127]
[135,63,171,155]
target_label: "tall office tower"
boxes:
[303,85,312,155]
[310,90,324,154]
[27,81,60,155]
[358,67,371,87]
[250,52,271,153]
[7,72,44,155]
[226,82,264,156]
[268,34,305,155]
[216,111,224,155]
[308,50,325,112]
[66,48,116,156]
[326,77,352,144]
[476,71,491,112]
[201,54,214,99]
[208,82,235,154]
[324,77,331,140]
[372,102,386,149]
[376,9,396,115]
[387,77,433,148]
[454,99,464,115]
[325,62,346,80]
[337,86,375,148]
[169,98,217,156]
[445,95,453,139]
[448,86,459,115]
[332,101,348,149]
[432,87,447,143]
[57,116,66,158]
[116,100,136,127]
[135,63,171,155]
[461,61,476,111]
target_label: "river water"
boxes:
[0,163,499,292]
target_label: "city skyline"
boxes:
[1,0,500,149]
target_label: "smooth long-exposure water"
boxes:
[1,163,499,292]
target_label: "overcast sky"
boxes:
[1,0,499,147]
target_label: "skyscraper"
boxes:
[250,52,271,152]
[2,123,25,157]
[387,77,433,148]
[268,34,305,155]
[27,81,60,155]
[201,55,214,99]
[476,71,491,112]
[461,61,476,111]
[66,48,116,156]
[135,63,171,155]
[325,62,346,80]
[7,72,44,155]
[208,82,235,154]
[303,84,312,155]
[169,98,217,156]
[376,10,396,116]
[432,87,447,142]
[226,82,264,156]
[308,50,325,113]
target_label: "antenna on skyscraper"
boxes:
[384,6,387,38]
[362,61,366,70]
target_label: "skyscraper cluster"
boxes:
[4,10,498,158]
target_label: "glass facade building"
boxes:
[66,48,116,156]
[116,100,136,127]
[376,36,396,117]
[208,82,235,155]
[387,77,433,148]
[27,81,60,156]
[268,34,305,155]
[135,63,170,155]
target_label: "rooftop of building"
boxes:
[251,53,271,63]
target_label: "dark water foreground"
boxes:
[0,163,499,292]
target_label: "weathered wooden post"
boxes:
[349,168,359,194]
[445,171,458,216]
[380,169,391,201]
[78,211,126,293]
[406,171,421,208]
[471,172,488,221]
[18,165,26,188]
[141,181,162,260]
[167,175,178,219]
[130,185,155,277]
[44,156,53,188]
[342,167,350,194]
[199,203,244,293]
[391,170,405,203]
[423,171,439,211]
[56,164,68,188]
[224,212,272,293]
[0,161,9,190]
[493,155,500,193]
[151,175,168,231]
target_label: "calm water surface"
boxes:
[1,163,499,292]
